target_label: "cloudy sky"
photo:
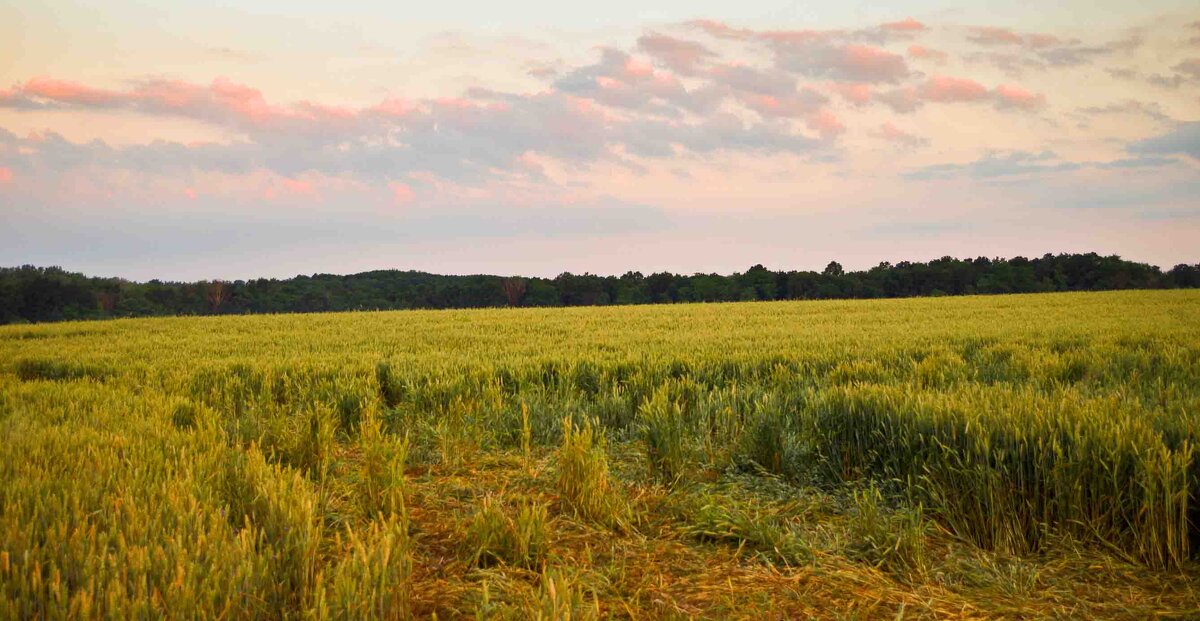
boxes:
[1,0,1198,280]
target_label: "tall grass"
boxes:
[463,495,550,569]
[357,412,408,519]
[639,387,690,485]
[324,514,413,620]
[556,418,631,530]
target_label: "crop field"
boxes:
[2,290,1200,619]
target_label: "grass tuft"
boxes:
[555,417,631,531]
[464,495,550,569]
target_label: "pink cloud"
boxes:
[874,122,927,147]
[5,76,327,130]
[389,181,415,204]
[281,178,316,196]
[209,78,290,123]
[806,110,845,140]
[882,18,927,32]
[370,97,416,117]
[254,175,320,201]
[297,101,357,120]
[922,75,990,102]
[686,20,919,87]
[744,94,782,114]
[636,33,716,75]
[135,79,206,110]
[623,57,655,78]
[0,167,12,184]
[908,44,948,62]
[993,84,1046,110]
[878,76,1044,112]
[831,83,873,105]
[768,41,909,83]
[184,187,197,200]
[877,122,907,140]
[742,91,826,118]
[839,45,909,82]
[969,27,1024,46]
[687,19,757,41]
[554,48,702,113]
[567,95,596,115]
[23,77,122,106]
[969,27,1061,48]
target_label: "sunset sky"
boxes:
[1,0,1198,280]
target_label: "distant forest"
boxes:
[2,253,1198,324]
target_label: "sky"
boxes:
[1,0,1198,280]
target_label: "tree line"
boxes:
[2,253,1198,324]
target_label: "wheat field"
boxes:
[2,290,1199,618]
